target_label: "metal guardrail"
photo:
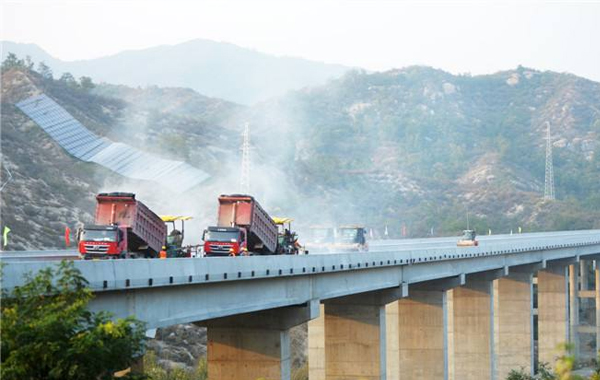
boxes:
[3,231,599,292]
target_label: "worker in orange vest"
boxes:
[159,246,167,259]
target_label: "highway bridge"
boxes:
[2,230,600,380]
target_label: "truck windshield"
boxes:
[337,229,359,243]
[205,230,240,243]
[81,229,117,242]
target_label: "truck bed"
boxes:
[95,192,166,255]
[217,194,278,253]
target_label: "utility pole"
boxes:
[240,123,251,194]
[544,121,555,200]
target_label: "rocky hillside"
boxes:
[2,56,599,250]
[0,64,241,250]
[237,66,600,234]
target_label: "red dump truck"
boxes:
[203,194,300,256]
[78,192,166,259]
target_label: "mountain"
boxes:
[0,65,243,250]
[2,58,599,249]
[1,40,351,105]
[237,66,600,234]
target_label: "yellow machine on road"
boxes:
[457,229,479,247]
[272,217,307,255]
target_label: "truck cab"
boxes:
[333,225,369,252]
[203,226,248,256]
[78,224,128,258]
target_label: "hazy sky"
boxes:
[2,0,600,81]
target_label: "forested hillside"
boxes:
[240,66,600,235]
[2,54,599,250]
[0,55,241,249]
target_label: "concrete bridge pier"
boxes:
[309,286,407,380]
[447,270,504,380]
[389,275,465,380]
[569,263,580,357]
[595,260,600,354]
[201,301,319,380]
[537,265,569,365]
[493,270,534,378]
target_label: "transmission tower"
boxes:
[240,123,251,194]
[544,121,555,200]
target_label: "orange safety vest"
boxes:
[159,250,167,259]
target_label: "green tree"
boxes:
[80,76,95,90]
[1,261,147,380]
[25,55,34,70]
[37,61,53,79]
[1,52,25,70]
[59,72,78,87]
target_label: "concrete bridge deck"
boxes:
[2,230,600,380]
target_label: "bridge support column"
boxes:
[448,279,493,380]
[396,289,446,380]
[595,261,600,354]
[313,287,406,380]
[208,327,290,380]
[493,273,534,379]
[538,267,569,365]
[569,264,580,357]
[203,302,319,380]
[324,303,386,380]
[308,303,326,380]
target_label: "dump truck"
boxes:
[457,229,479,247]
[78,192,166,259]
[203,194,300,256]
[331,225,369,252]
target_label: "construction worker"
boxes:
[159,246,167,259]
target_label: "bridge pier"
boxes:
[308,304,326,380]
[537,266,569,365]
[324,302,385,379]
[596,261,600,354]
[309,286,406,380]
[388,276,464,380]
[569,264,580,357]
[395,288,446,380]
[202,302,318,380]
[448,278,494,380]
[493,272,534,378]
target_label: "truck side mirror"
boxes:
[202,230,207,241]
